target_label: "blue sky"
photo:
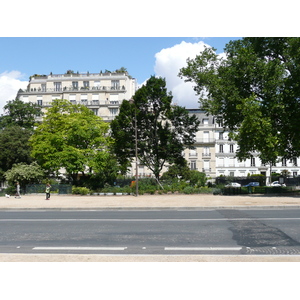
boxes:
[0,37,240,111]
[0,37,237,84]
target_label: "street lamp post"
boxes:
[129,99,138,196]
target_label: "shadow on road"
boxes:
[217,209,300,248]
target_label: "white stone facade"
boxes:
[17,73,300,179]
[17,71,137,122]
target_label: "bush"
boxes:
[213,188,222,195]
[189,170,207,187]
[72,186,90,195]
[183,186,195,194]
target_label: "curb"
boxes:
[1,205,300,211]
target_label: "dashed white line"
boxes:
[32,247,127,251]
[164,247,242,251]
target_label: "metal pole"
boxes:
[129,98,138,197]
[134,109,138,196]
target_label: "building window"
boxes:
[69,94,76,104]
[37,100,43,106]
[110,108,118,116]
[203,131,209,142]
[83,81,89,89]
[293,171,298,177]
[282,158,287,167]
[72,81,78,90]
[229,171,235,177]
[54,82,61,91]
[94,81,100,89]
[111,80,120,90]
[81,94,88,105]
[230,144,234,153]
[219,158,224,167]
[189,149,197,157]
[219,132,223,140]
[92,94,99,104]
[229,158,235,167]
[217,118,223,127]
[251,157,255,166]
[203,118,209,125]
[91,108,98,115]
[219,144,224,153]
[203,147,210,157]
[190,160,197,170]
[203,160,210,172]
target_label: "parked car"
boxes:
[271,181,286,187]
[225,182,241,188]
[243,182,259,187]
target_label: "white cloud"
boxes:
[154,41,212,109]
[0,71,28,113]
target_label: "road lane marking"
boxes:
[32,247,127,251]
[1,218,300,222]
[165,247,242,251]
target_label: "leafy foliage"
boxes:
[110,76,200,180]
[0,98,43,130]
[160,161,191,180]
[189,170,207,187]
[29,99,111,181]
[0,126,33,176]
[0,99,42,180]
[179,37,300,164]
[4,162,45,187]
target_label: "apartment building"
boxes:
[16,72,300,179]
[215,129,300,178]
[17,71,137,121]
[183,109,216,178]
[184,109,300,179]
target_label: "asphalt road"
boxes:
[1,208,300,255]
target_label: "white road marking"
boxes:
[165,247,242,251]
[1,217,300,222]
[32,247,127,251]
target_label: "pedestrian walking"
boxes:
[45,183,51,200]
[15,182,21,199]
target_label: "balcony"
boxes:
[38,100,121,107]
[216,152,236,157]
[108,101,120,107]
[195,138,216,144]
[19,85,126,94]
[202,153,211,158]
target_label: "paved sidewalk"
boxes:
[1,193,300,262]
[1,192,300,209]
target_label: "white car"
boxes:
[271,181,286,187]
[225,182,241,188]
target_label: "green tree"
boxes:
[29,99,111,182]
[87,151,119,189]
[110,76,200,182]
[188,170,207,187]
[161,160,191,181]
[0,126,33,179]
[4,162,45,189]
[0,98,43,130]
[179,37,300,166]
